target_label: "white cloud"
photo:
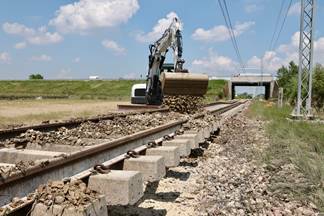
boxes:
[246,32,324,73]
[247,51,287,73]
[276,32,299,57]
[74,57,80,63]
[31,54,52,62]
[191,49,238,75]
[14,42,27,49]
[3,22,34,36]
[50,0,139,33]
[135,11,181,43]
[3,22,63,45]
[314,38,324,62]
[0,52,11,64]
[288,2,301,16]
[245,4,261,13]
[191,32,324,76]
[102,40,126,55]
[192,21,255,42]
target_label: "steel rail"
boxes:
[0,119,184,206]
[0,102,242,187]
[0,102,238,140]
[0,101,244,212]
[0,108,169,140]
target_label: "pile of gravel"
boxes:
[34,180,99,208]
[2,112,183,147]
[163,96,204,114]
[182,113,218,130]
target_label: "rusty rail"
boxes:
[0,108,169,140]
[0,101,244,214]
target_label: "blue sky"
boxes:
[0,0,324,80]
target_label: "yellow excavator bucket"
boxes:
[160,72,209,96]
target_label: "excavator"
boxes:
[131,17,209,105]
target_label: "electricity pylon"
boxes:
[292,0,316,118]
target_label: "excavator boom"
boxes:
[139,16,209,105]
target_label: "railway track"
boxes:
[0,108,169,141]
[0,100,247,215]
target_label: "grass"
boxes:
[205,79,227,103]
[0,79,227,102]
[0,79,227,127]
[0,80,143,100]
[247,101,324,210]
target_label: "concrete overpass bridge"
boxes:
[228,74,278,100]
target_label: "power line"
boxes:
[223,0,245,70]
[269,0,286,51]
[219,0,245,72]
[264,0,293,75]
[217,0,246,73]
[271,0,293,50]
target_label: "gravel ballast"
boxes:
[112,106,318,215]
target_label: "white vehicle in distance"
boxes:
[89,76,100,80]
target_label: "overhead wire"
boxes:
[270,0,294,51]
[223,0,246,72]
[217,0,293,75]
[262,0,293,85]
[217,0,246,73]
[269,0,286,51]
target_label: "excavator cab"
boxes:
[131,64,208,105]
[131,16,209,105]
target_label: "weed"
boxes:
[248,101,324,210]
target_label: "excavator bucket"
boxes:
[160,72,209,96]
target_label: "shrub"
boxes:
[29,74,44,80]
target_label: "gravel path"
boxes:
[111,107,318,215]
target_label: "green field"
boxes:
[205,79,227,102]
[0,80,144,100]
[0,79,227,102]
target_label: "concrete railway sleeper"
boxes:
[0,101,247,216]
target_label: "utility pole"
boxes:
[278,87,283,108]
[260,58,264,99]
[292,0,316,118]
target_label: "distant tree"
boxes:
[276,61,298,104]
[29,74,44,80]
[313,64,324,109]
[237,92,253,99]
[277,61,298,87]
[276,61,324,109]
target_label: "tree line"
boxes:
[277,61,324,109]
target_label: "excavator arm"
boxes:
[145,17,208,105]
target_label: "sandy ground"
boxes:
[0,99,129,128]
